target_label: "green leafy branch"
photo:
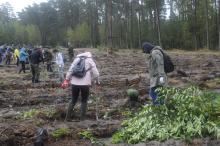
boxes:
[112,86,220,144]
[79,130,106,146]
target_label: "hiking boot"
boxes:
[65,101,74,121]
[32,78,35,83]
[34,80,42,83]
[80,102,87,121]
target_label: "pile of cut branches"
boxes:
[112,86,220,144]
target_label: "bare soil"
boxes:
[0,49,220,146]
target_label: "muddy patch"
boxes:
[0,50,220,145]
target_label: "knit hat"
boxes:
[142,42,155,54]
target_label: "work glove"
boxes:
[94,78,100,85]
[61,79,70,89]
[94,78,101,91]
[159,76,165,84]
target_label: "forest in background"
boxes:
[0,0,220,50]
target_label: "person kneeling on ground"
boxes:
[62,51,100,121]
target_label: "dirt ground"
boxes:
[0,48,220,146]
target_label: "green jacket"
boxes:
[149,46,167,88]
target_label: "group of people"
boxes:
[0,44,65,84]
[0,45,31,74]
[1,42,170,121]
[61,41,170,121]
[28,48,65,83]
[0,45,18,65]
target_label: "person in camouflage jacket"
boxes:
[142,42,167,105]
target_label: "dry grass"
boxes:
[168,48,220,55]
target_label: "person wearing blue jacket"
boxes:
[19,47,28,73]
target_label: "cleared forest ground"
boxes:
[0,49,220,146]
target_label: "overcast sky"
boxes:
[0,0,48,12]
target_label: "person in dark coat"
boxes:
[5,47,12,65]
[30,48,44,83]
[43,50,53,72]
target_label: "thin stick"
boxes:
[0,128,9,135]
[95,84,99,121]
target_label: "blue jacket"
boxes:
[19,48,28,62]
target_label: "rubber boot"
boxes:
[32,77,35,83]
[65,101,74,121]
[80,102,87,121]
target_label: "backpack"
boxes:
[154,48,174,73]
[43,51,52,62]
[162,52,174,73]
[72,56,91,78]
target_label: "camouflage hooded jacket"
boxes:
[149,46,167,88]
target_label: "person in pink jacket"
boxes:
[63,51,100,121]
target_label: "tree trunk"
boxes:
[119,0,123,48]
[130,0,133,48]
[192,0,198,50]
[219,0,220,50]
[125,18,129,49]
[94,0,99,48]
[205,0,209,49]
[138,11,141,48]
[120,20,123,48]
[155,0,162,46]
[140,0,144,47]
[88,1,94,47]
[40,30,47,46]
[107,0,113,51]
[169,0,175,19]
[212,0,218,49]
[124,0,129,49]
[104,0,108,46]
[214,0,218,33]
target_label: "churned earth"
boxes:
[0,48,220,146]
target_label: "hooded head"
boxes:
[142,42,155,54]
[53,49,58,53]
[77,52,92,58]
[20,47,26,52]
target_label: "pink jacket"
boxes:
[66,52,99,86]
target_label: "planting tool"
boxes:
[95,79,102,122]
[95,84,99,121]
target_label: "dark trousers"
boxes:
[47,63,53,72]
[31,64,40,83]
[66,85,90,120]
[5,58,10,65]
[0,54,2,64]
[19,61,26,73]
[149,86,164,105]
[16,56,19,66]
[72,85,90,104]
